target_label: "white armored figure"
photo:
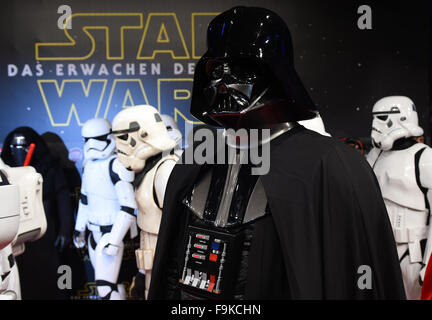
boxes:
[367,96,432,299]
[73,118,137,300]
[161,114,183,146]
[161,114,184,158]
[112,105,177,299]
[0,159,46,300]
[0,168,20,300]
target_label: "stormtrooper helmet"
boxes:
[112,105,176,172]
[81,118,116,160]
[371,96,423,151]
[161,114,183,146]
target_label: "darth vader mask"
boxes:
[190,6,317,130]
[203,58,270,113]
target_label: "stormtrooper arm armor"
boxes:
[73,169,89,248]
[418,147,432,281]
[154,158,177,207]
[75,178,89,233]
[106,159,137,251]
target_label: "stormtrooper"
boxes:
[0,167,20,300]
[148,6,405,300]
[161,114,184,157]
[111,105,178,299]
[367,96,432,300]
[73,118,137,300]
[0,159,46,300]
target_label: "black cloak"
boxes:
[148,126,406,299]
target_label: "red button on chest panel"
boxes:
[209,253,218,262]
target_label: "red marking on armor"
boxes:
[208,275,216,292]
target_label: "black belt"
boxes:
[89,222,113,234]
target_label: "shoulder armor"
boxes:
[418,145,432,189]
[111,157,135,183]
[366,147,381,168]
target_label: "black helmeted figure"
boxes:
[41,132,87,298]
[149,7,405,299]
[1,127,73,299]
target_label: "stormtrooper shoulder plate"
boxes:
[373,142,430,211]
[110,158,134,183]
[419,146,432,190]
[366,147,381,167]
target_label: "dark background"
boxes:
[0,0,430,299]
[0,0,429,140]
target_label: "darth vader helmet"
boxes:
[190,6,317,130]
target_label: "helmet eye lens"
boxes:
[94,134,108,141]
[118,134,128,141]
[84,134,109,142]
[376,115,388,121]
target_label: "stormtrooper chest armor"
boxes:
[373,143,428,212]
[135,154,178,234]
[83,155,119,225]
[372,143,430,259]
[178,159,269,299]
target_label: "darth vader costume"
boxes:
[1,127,73,299]
[148,7,405,299]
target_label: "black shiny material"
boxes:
[185,162,267,228]
[227,165,259,225]
[10,133,29,166]
[203,165,227,221]
[179,208,255,299]
[191,6,317,129]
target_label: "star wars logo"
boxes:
[7,12,220,130]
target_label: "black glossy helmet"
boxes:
[190,6,317,129]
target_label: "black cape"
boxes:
[148,126,406,299]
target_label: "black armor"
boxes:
[190,6,317,129]
[177,159,270,299]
